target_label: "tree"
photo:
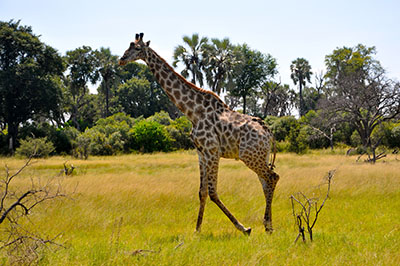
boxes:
[322,44,400,162]
[113,62,178,118]
[259,81,297,117]
[172,33,208,87]
[64,46,100,130]
[290,58,312,117]
[229,44,277,114]
[114,77,154,118]
[0,20,65,153]
[95,47,119,118]
[202,38,238,95]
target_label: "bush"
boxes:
[131,120,172,153]
[271,116,298,142]
[147,111,173,126]
[391,125,400,148]
[73,113,136,157]
[287,123,308,154]
[18,122,74,155]
[15,137,55,158]
[167,116,193,150]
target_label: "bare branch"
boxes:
[290,169,335,242]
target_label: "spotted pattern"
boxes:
[119,33,279,234]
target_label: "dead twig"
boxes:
[290,169,335,243]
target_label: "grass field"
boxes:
[1,151,400,265]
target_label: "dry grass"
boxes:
[1,151,399,265]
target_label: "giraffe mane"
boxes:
[149,48,230,109]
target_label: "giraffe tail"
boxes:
[268,135,277,170]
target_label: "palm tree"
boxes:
[172,33,208,87]
[290,58,312,117]
[202,38,238,95]
[95,47,119,117]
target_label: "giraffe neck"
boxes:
[143,48,228,123]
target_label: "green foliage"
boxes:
[270,116,298,142]
[173,33,209,87]
[131,120,172,153]
[350,130,362,147]
[290,58,313,117]
[167,116,194,150]
[75,113,135,156]
[15,137,55,158]
[147,111,172,126]
[286,123,308,154]
[64,46,100,130]
[0,20,65,152]
[95,47,120,117]
[229,44,277,114]
[202,38,237,95]
[18,123,74,155]
[390,125,400,148]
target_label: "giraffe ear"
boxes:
[146,41,150,47]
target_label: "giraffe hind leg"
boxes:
[258,169,279,232]
[195,186,207,232]
[195,153,208,232]
[240,148,279,233]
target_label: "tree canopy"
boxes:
[0,20,65,152]
[1,20,399,157]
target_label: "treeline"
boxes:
[1,21,400,161]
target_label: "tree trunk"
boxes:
[242,95,247,114]
[105,83,109,118]
[299,82,304,117]
[7,122,18,154]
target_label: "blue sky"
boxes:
[1,0,399,89]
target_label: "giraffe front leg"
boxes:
[205,153,251,235]
[208,188,252,235]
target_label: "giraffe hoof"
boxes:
[265,228,274,234]
[243,227,252,236]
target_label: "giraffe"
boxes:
[119,33,279,235]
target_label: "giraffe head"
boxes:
[119,33,150,66]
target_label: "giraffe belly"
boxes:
[219,136,240,159]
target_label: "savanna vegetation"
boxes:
[1,20,399,161]
[1,20,400,264]
[1,152,399,265]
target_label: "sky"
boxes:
[1,0,399,90]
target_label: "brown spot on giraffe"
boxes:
[119,33,279,235]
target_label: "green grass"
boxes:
[1,151,400,265]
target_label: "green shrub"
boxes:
[390,125,400,148]
[15,137,55,158]
[167,116,193,150]
[350,130,361,147]
[131,120,172,153]
[275,141,290,152]
[287,123,308,154]
[271,116,298,142]
[18,122,75,154]
[147,111,173,126]
[74,132,91,159]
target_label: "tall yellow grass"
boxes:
[1,151,399,265]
